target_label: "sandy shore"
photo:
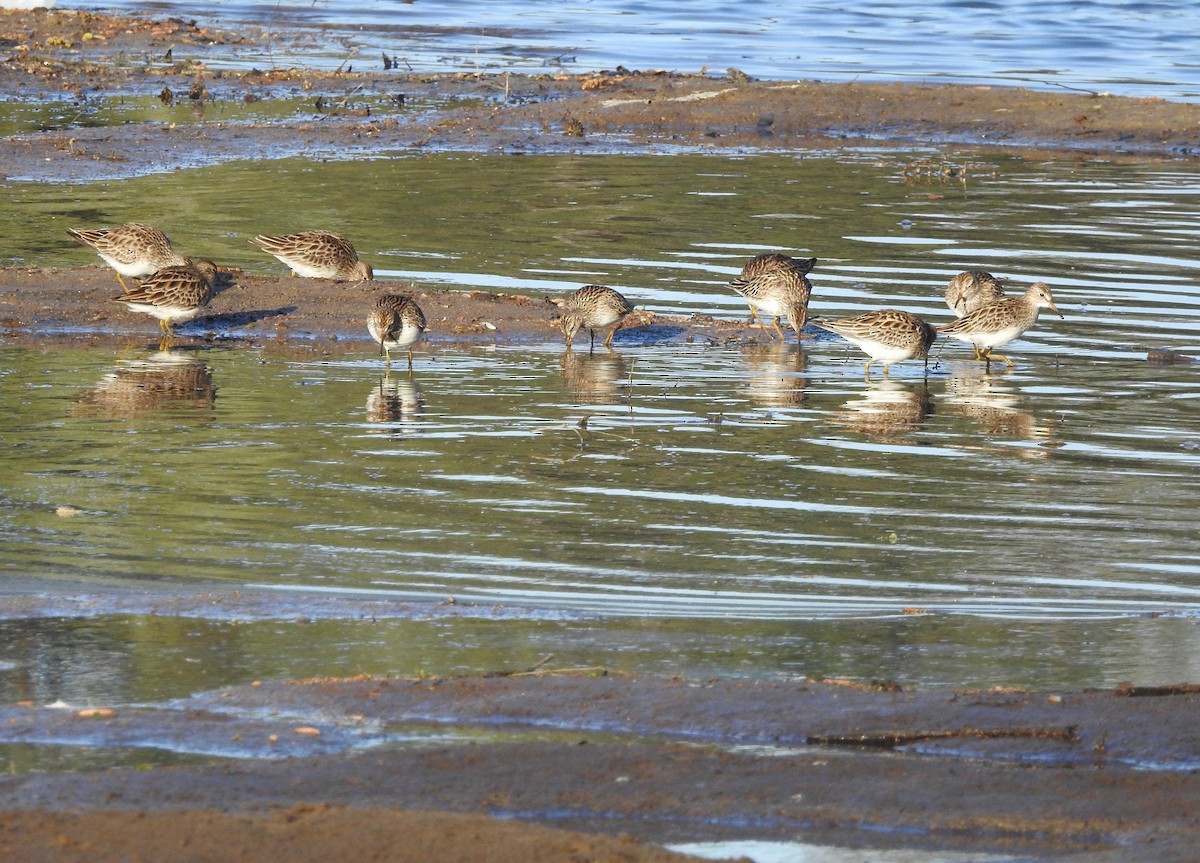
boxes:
[3,8,1200,862]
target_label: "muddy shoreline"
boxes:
[3,9,1200,188]
[1,672,1199,862]
[4,8,1200,863]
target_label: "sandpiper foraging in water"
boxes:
[937,282,1063,368]
[113,259,219,344]
[367,293,426,372]
[250,230,373,281]
[553,285,643,352]
[727,253,816,340]
[67,222,189,290]
[812,309,937,379]
[944,270,1006,317]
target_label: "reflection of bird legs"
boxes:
[862,359,894,381]
[157,320,176,351]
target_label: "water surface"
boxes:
[85,0,1200,100]
[2,149,1199,709]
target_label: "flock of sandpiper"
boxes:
[66,222,1064,376]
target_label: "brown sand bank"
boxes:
[0,264,746,349]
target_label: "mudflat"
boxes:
[2,8,1200,863]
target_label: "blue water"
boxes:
[92,0,1200,101]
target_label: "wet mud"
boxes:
[4,9,1200,862]
[3,9,1200,186]
[1,674,1199,861]
[0,264,749,351]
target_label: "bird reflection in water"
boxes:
[560,349,628,405]
[74,349,215,418]
[829,379,933,441]
[941,367,1060,448]
[366,373,425,429]
[741,343,807,409]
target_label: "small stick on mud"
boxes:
[1114,682,1200,697]
[807,725,1080,748]
[480,654,556,678]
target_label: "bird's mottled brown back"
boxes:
[945,270,1006,316]
[121,259,217,308]
[372,293,426,338]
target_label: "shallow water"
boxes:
[2,149,1200,721]
[91,0,1200,100]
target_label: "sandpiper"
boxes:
[250,230,373,281]
[67,222,189,290]
[937,282,1063,368]
[945,270,1006,316]
[367,294,426,372]
[812,309,937,379]
[113,259,218,342]
[728,253,816,339]
[553,285,640,351]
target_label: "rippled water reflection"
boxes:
[2,149,1200,703]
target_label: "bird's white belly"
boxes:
[974,322,1026,350]
[122,302,200,324]
[288,260,337,279]
[747,296,787,318]
[370,319,422,349]
[861,341,916,362]
[102,254,155,278]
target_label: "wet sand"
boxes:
[1,671,1199,862]
[3,8,1200,862]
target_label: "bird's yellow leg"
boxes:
[771,317,786,340]
[863,358,874,380]
[746,302,768,330]
[603,327,616,350]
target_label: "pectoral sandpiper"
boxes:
[67,222,189,290]
[553,285,640,351]
[113,259,218,341]
[812,309,937,379]
[944,270,1006,316]
[367,294,426,372]
[250,230,373,281]
[937,282,1063,368]
[728,253,816,340]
